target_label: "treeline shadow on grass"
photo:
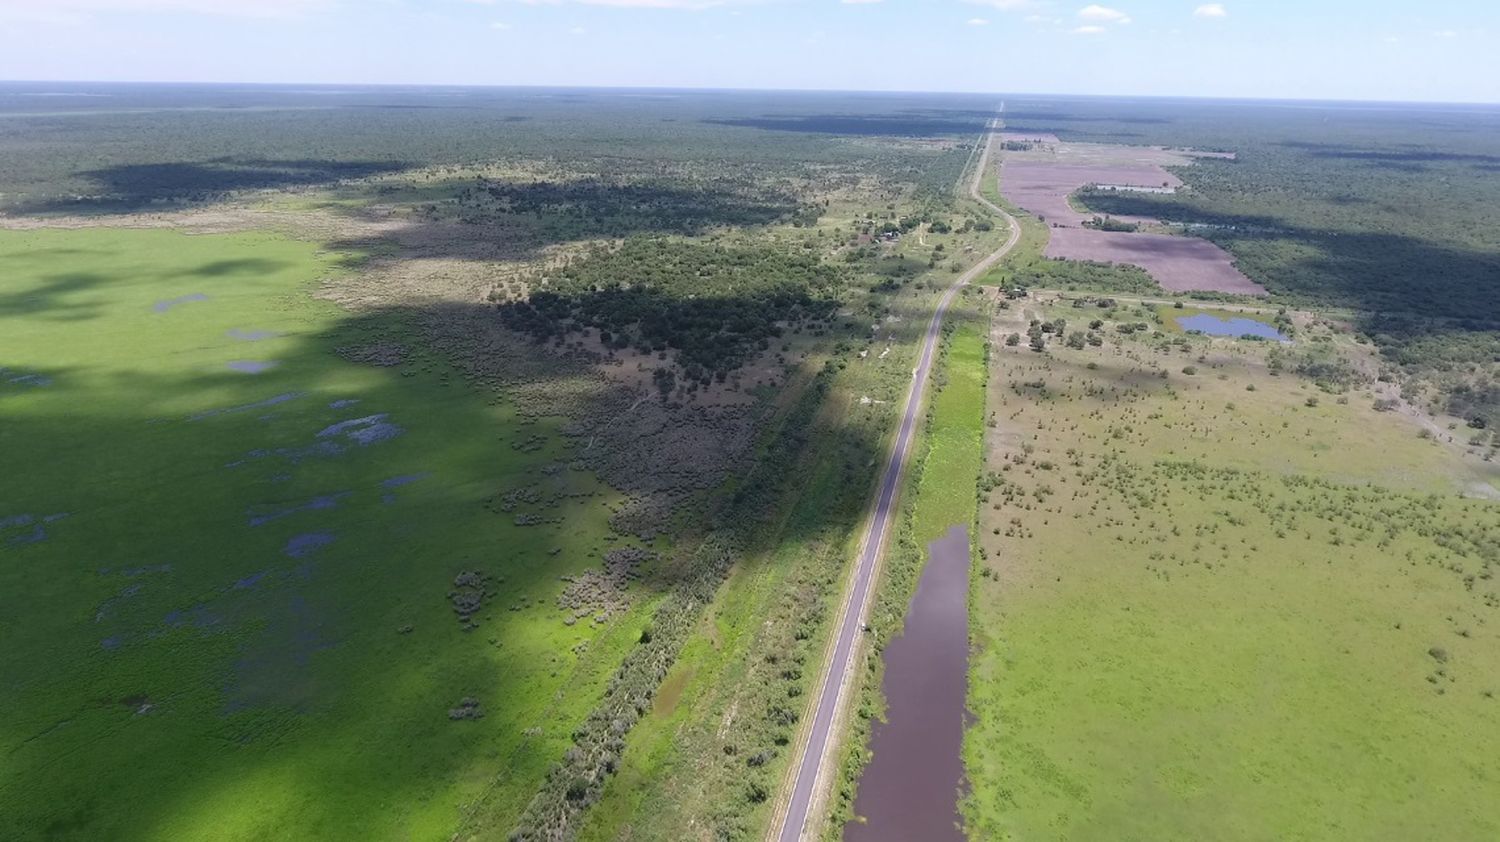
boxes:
[11,158,410,214]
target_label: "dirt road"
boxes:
[770,113,1020,842]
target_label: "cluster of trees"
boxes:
[1000,257,1159,295]
[1083,214,1140,233]
[497,238,845,379]
[1266,344,1366,392]
[443,176,815,237]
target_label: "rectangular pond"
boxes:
[845,524,970,842]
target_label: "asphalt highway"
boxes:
[773,112,1020,842]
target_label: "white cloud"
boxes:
[966,16,989,25]
[1078,4,1129,24]
[1193,3,1227,18]
[490,20,512,28]
[1071,23,1106,34]
[962,0,1034,11]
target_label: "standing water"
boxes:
[1176,313,1289,341]
[845,524,971,842]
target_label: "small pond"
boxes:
[1177,313,1288,342]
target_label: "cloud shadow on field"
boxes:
[1002,110,1173,125]
[1279,140,1500,166]
[11,158,410,215]
[2,259,886,839]
[1002,124,1147,140]
[704,113,988,137]
[321,177,817,264]
[0,271,110,320]
[176,258,295,278]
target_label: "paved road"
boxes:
[772,114,1020,842]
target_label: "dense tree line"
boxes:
[436,176,814,236]
[497,238,845,378]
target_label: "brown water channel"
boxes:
[845,523,970,842]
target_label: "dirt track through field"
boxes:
[771,111,1020,842]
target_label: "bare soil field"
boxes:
[1045,227,1266,295]
[999,162,1181,227]
[998,139,1264,295]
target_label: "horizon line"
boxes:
[2,78,1497,110]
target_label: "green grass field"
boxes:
[910,316,988,544]
[0,228,658,840]
[966,302,1500,840]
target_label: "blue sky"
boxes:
[0,0,1494,103]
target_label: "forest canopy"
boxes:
[497,238,846,378]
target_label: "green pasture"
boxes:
[911,316,988,543]
[966,314,1500,841]
[0,228,653,840]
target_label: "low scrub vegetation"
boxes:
[969,292,1500,840]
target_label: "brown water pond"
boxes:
[845,523,970,842]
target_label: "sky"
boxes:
[0,0,1495,103]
